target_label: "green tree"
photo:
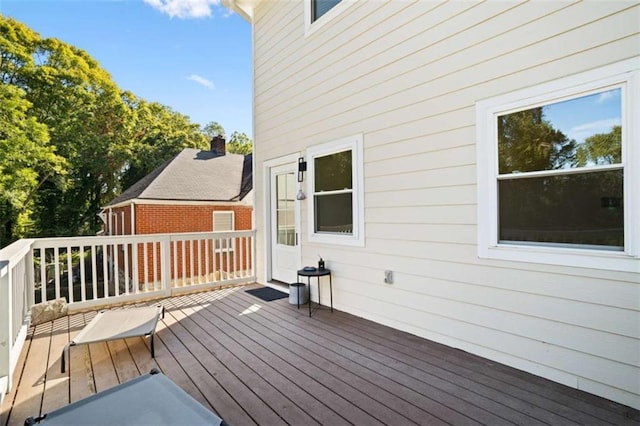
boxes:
[498,107,575,173]
[119,98,208,191]
[227,131,252,155]
[202,121,225,139]
[0,83,66,244]
[1,17,133,237]
[0,16,214,243]
[576,125,621,167]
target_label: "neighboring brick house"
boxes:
[100,137,252,284]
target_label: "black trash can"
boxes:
[289,282,308,305]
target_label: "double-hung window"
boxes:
[305,0,348,35]
[213,211,234,251]
[307,133,364,246]
[311,0,341,22]
[476,58,639,272]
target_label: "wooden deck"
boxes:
[2,285,638,426]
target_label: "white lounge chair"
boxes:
[61,305,164,373]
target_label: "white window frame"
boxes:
[307,133,364,247]
[213,210,235,252]
[304,0,353,37]
[476,58,639,273]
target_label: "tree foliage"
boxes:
[498,107,575,173]
[0,17,239,247]
[227,131,252,155]
[202,120,225,139]
[576,125,621,167]
[0,83,66,243]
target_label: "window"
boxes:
[213,211,234,251]
[307,133,364,246]
[312,0,341,22]
[476,58,639,272]
[304,0,350,36]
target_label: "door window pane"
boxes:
[276,173,295,246]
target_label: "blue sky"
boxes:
[543,88,621,145]
[1,0,253,138]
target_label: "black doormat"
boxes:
[245,287,288,302]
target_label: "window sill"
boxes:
[308,233,364,247]
[480,244,639,273]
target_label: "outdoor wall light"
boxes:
[297,157,307,182]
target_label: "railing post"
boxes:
[161,236,171,297]
[25,250,35,311]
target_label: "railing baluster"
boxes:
[212,236,218,282]
[197,239,202,285]
[54,248,60,301]
[189,239,194,287]
[66,246,73,303]
[225,240,231,281]
[172,240,177,290]
[79,245,86,302]
[205,239,210,283]
[124,243,130,295]
[91,246,98,300]
[102,244,109,299]
[114,243,120,297]
[39,249,46,304]
[153,242,158,291]
[143,242,149,292]
[181,239,186,287]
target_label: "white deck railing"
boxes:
[0,239,33,400]
[0,230,255,401]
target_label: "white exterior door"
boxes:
[270,163,300,283]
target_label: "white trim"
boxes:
[476,58,640,273]
[105,198,250,209]
[304,0,354,37]
[306,133,364,247]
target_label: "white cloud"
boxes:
[568,118,620,143]
[187,74,216,89]
[597,90,615,104]
[143,0,221,19]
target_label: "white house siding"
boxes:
[250,0,640,408]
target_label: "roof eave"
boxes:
[222,0,254,22]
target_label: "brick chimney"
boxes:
[210,135,226,155]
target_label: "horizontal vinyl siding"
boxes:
[252,0,640,409]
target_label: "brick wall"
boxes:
[135,204,252,234]
[104,203,253,284]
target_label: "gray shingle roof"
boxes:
[106,149,252,206]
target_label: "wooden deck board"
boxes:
[330,309,634,425]
[40,315,70,415]
[7,322,51,425]
[0,325,33,426]
[233,291,553,425]
[2,285,639,426]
